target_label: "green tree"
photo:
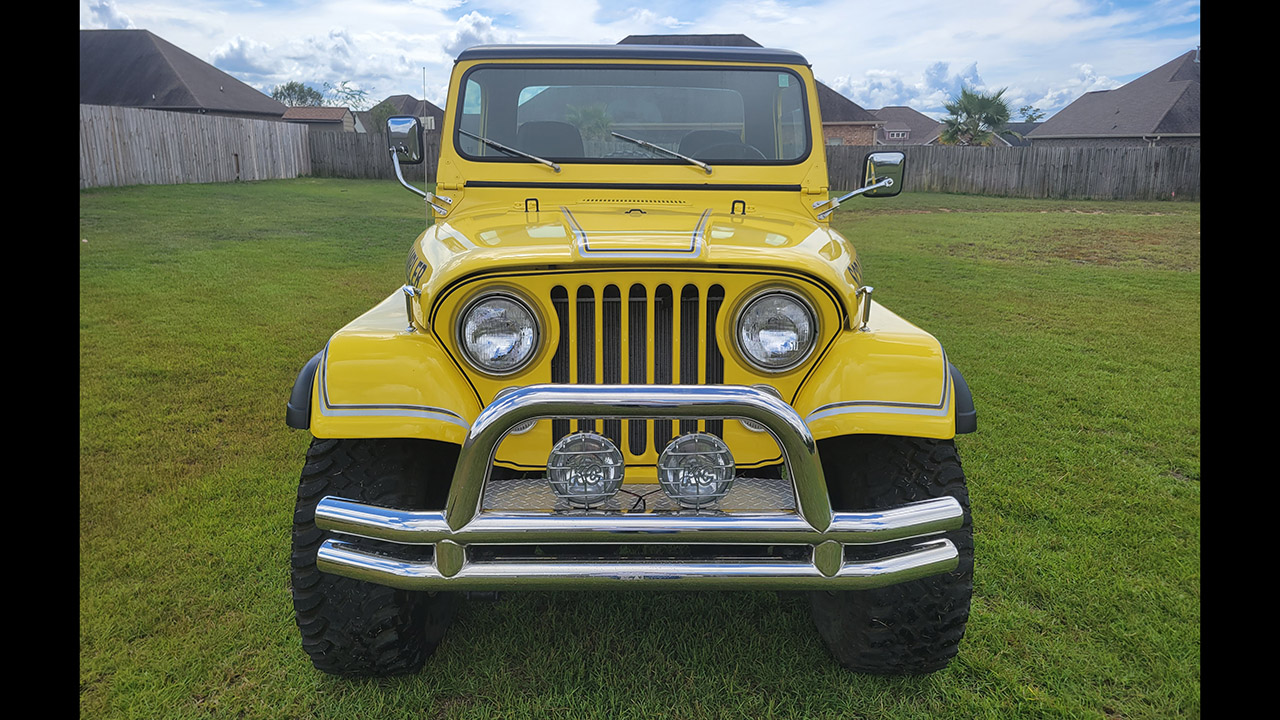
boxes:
[939,87,1013,146]
[324,81,371,111]
[1017,104,1046,122]
[270,81,323,107]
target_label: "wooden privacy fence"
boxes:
[80,104,1199,201]
[825,144,1200,201]
[79,104,309,189]
[308,131,439,182]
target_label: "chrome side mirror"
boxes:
[862,151,904,198]
[814,150,907,219]
[387,115,424,165]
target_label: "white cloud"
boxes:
[80,0,134,28]
[1034,63,1123,111]
[823,60,994,114]
[738,0,806,24]
[443,11,514,58]
[625,8,688,29]
[210,35,276,76]
[80,0,1198,115]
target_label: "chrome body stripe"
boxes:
[804,354,952,423]
[316,342,470,428]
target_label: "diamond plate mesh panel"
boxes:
[481,476,796,513]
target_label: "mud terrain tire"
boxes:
[808,435,973,674]
[291,437,458,676]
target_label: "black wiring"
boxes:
[618,487,663,512]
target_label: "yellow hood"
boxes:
[411,202,862,320]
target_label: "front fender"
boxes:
[286,290,480,444]
[794,301,975,439]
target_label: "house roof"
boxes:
[1028,49,1200,139]
[1001,121,1041,147]
[816,83,879,123]
[382,94,445,119]
[617,34,877,125]
[282,107,351,122]
[79,29,285,117]
[870,106,944,144]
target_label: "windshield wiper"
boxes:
[458,129,560,173]
[610,132,712,175]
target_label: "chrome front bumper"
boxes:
[314,385,963,590]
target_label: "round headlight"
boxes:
[735,290,817,372]
[458,293,539,375]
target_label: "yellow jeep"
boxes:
[286,43,977,676]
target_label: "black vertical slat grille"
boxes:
[679,284,700,435]
[705,284,725,438]
[576,286,596,433]
[550,281,726,457]
[550,287,570,442]
[627,284,648,455]
[602,285,622,448]
[653,285,674,452]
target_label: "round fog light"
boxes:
[658,433,736,508]
[546,432,624,507]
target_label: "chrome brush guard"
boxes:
[314,385,963,590]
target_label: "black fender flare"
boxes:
[949,362,977,434]
[285,351,324,430]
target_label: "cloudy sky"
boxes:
[79,0,1199,120]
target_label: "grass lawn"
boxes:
[80,178,1199,719]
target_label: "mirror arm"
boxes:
[390,149,448,216]
[391,149,428,199]
[814,177,894,220]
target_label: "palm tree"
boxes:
[565,104,613,142]
[939,87,1013,146]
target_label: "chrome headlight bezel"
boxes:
[733,288,819,373]
[455,290,541,377]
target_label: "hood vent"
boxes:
[580,197,689,206]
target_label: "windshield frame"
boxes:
[451,62,814,168]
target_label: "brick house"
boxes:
[868,106,945,145]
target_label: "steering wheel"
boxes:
[694,143,767,160]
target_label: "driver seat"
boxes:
[517,121,584,158]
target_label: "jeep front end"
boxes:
[286,43,975,677]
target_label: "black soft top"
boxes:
[455,44,809,66]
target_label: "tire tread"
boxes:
[290,437,457,677]
[809,435,973,675]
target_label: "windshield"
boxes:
[455,65,810,165]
